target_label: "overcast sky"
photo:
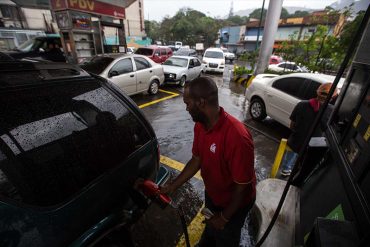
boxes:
[143,0,339,21]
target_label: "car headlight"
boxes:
[169,73,176,79]
[220,61,225,65]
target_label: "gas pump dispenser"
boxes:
[255,8,370,247]
[298,10,370,246]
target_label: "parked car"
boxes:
[127,47,135,54]
[175,41,183,50]
[269,55,283,65]
[0,60,168,247]
[245,73,344,127]
[174,48,197,57]
[81,54,164,96]
[202,47,225,73]
[221,47,236,62]
[268,61,308,73]
[135,46,173,64]
[3,35,66,62]
[162,56,203,87]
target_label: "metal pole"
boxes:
[254,0,284,75]
[255,0,266,50]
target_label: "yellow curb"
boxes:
[270,138,287,178]
[160,155,202,180]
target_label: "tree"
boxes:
[249,8,267,20]
[226,15,248,26]
[280,7,290,19]
[289,10,310,18]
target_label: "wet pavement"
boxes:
[129,64,291,246]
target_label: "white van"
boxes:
[202,48,225,73]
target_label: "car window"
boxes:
[204,51,224,59]
[81,56,114,74]
[189,59,194,67]
[135,48,154,56]
[272,77,307,99]
[154,50,160,56]
[134,57,152,70]
[163,57,188,67]
[293,65,298,70]
[110,58,133,75]
[0,80,151,207]
[194,59,201,66]
[302,80,321,100]
[160,49,166,56]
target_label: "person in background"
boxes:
[161,77,256,247]
[281,83,338,176]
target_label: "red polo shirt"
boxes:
[192,107,256,208]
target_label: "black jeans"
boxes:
[197,193,255,247]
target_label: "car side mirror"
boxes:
[109,70,119,78]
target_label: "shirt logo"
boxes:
[210,143,216,153]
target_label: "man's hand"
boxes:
[159,183,176,195]
[206,213,228,230]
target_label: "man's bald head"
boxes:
[186,77,219,107]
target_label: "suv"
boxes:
[0,61,167,246]
[135,46,173,64]
[202,48,225,73]
[3,35,66,62]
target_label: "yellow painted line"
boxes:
[245,75,255,88]
[177,203,206,247]
[270,138,288,178]
[159,155,205,246]
[160,155,201,180]
[138,89,179,109]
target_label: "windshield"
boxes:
[163,57,188,67]
[135,48,154,56]
[204,51,224,59]
[80,57,114,74]
[17,39,40,52]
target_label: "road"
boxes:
[128,64,291,247]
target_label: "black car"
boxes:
[3,36,66,62]
[0,61,167,246]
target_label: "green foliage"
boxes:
[234,66,253,76]
[249,8,267,20]
[239,50,259,70]
[289,10,310,18]
[145,8,220,47]
[280,8,290,19]
[225,15,248,26]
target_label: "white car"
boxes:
[81,54,164,96]
[245,73,344,127]
[221,47,236,62]
[202,48,225,73]
[162,56,203,87]
[268,62,308,73]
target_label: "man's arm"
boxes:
[207,183,252,230]
[160,155,201,194]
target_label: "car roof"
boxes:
[0,61,91,89]
[91,53,149,60]
[170,55,197,59]
[205,48,223,52]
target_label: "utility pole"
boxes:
[254,0,283,75]
[255,0,266,50]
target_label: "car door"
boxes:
[108,58,136,95]
[265,77,309,126]
[134,56,153,92]
[188,59,198,80]
[160,48,167,63]
[193,58,202,78]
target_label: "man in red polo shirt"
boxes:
[161,77,256,246]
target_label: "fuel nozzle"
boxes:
[138,180,173,209]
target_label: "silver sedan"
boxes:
[162,56,203,87]
[81,54,164,96]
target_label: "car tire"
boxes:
[179,76,186,87]
[249,97,267,121]
[148,80,159,95]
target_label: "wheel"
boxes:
[148,80,159,95]
[179,76,186,87]
[249,98,267,121]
